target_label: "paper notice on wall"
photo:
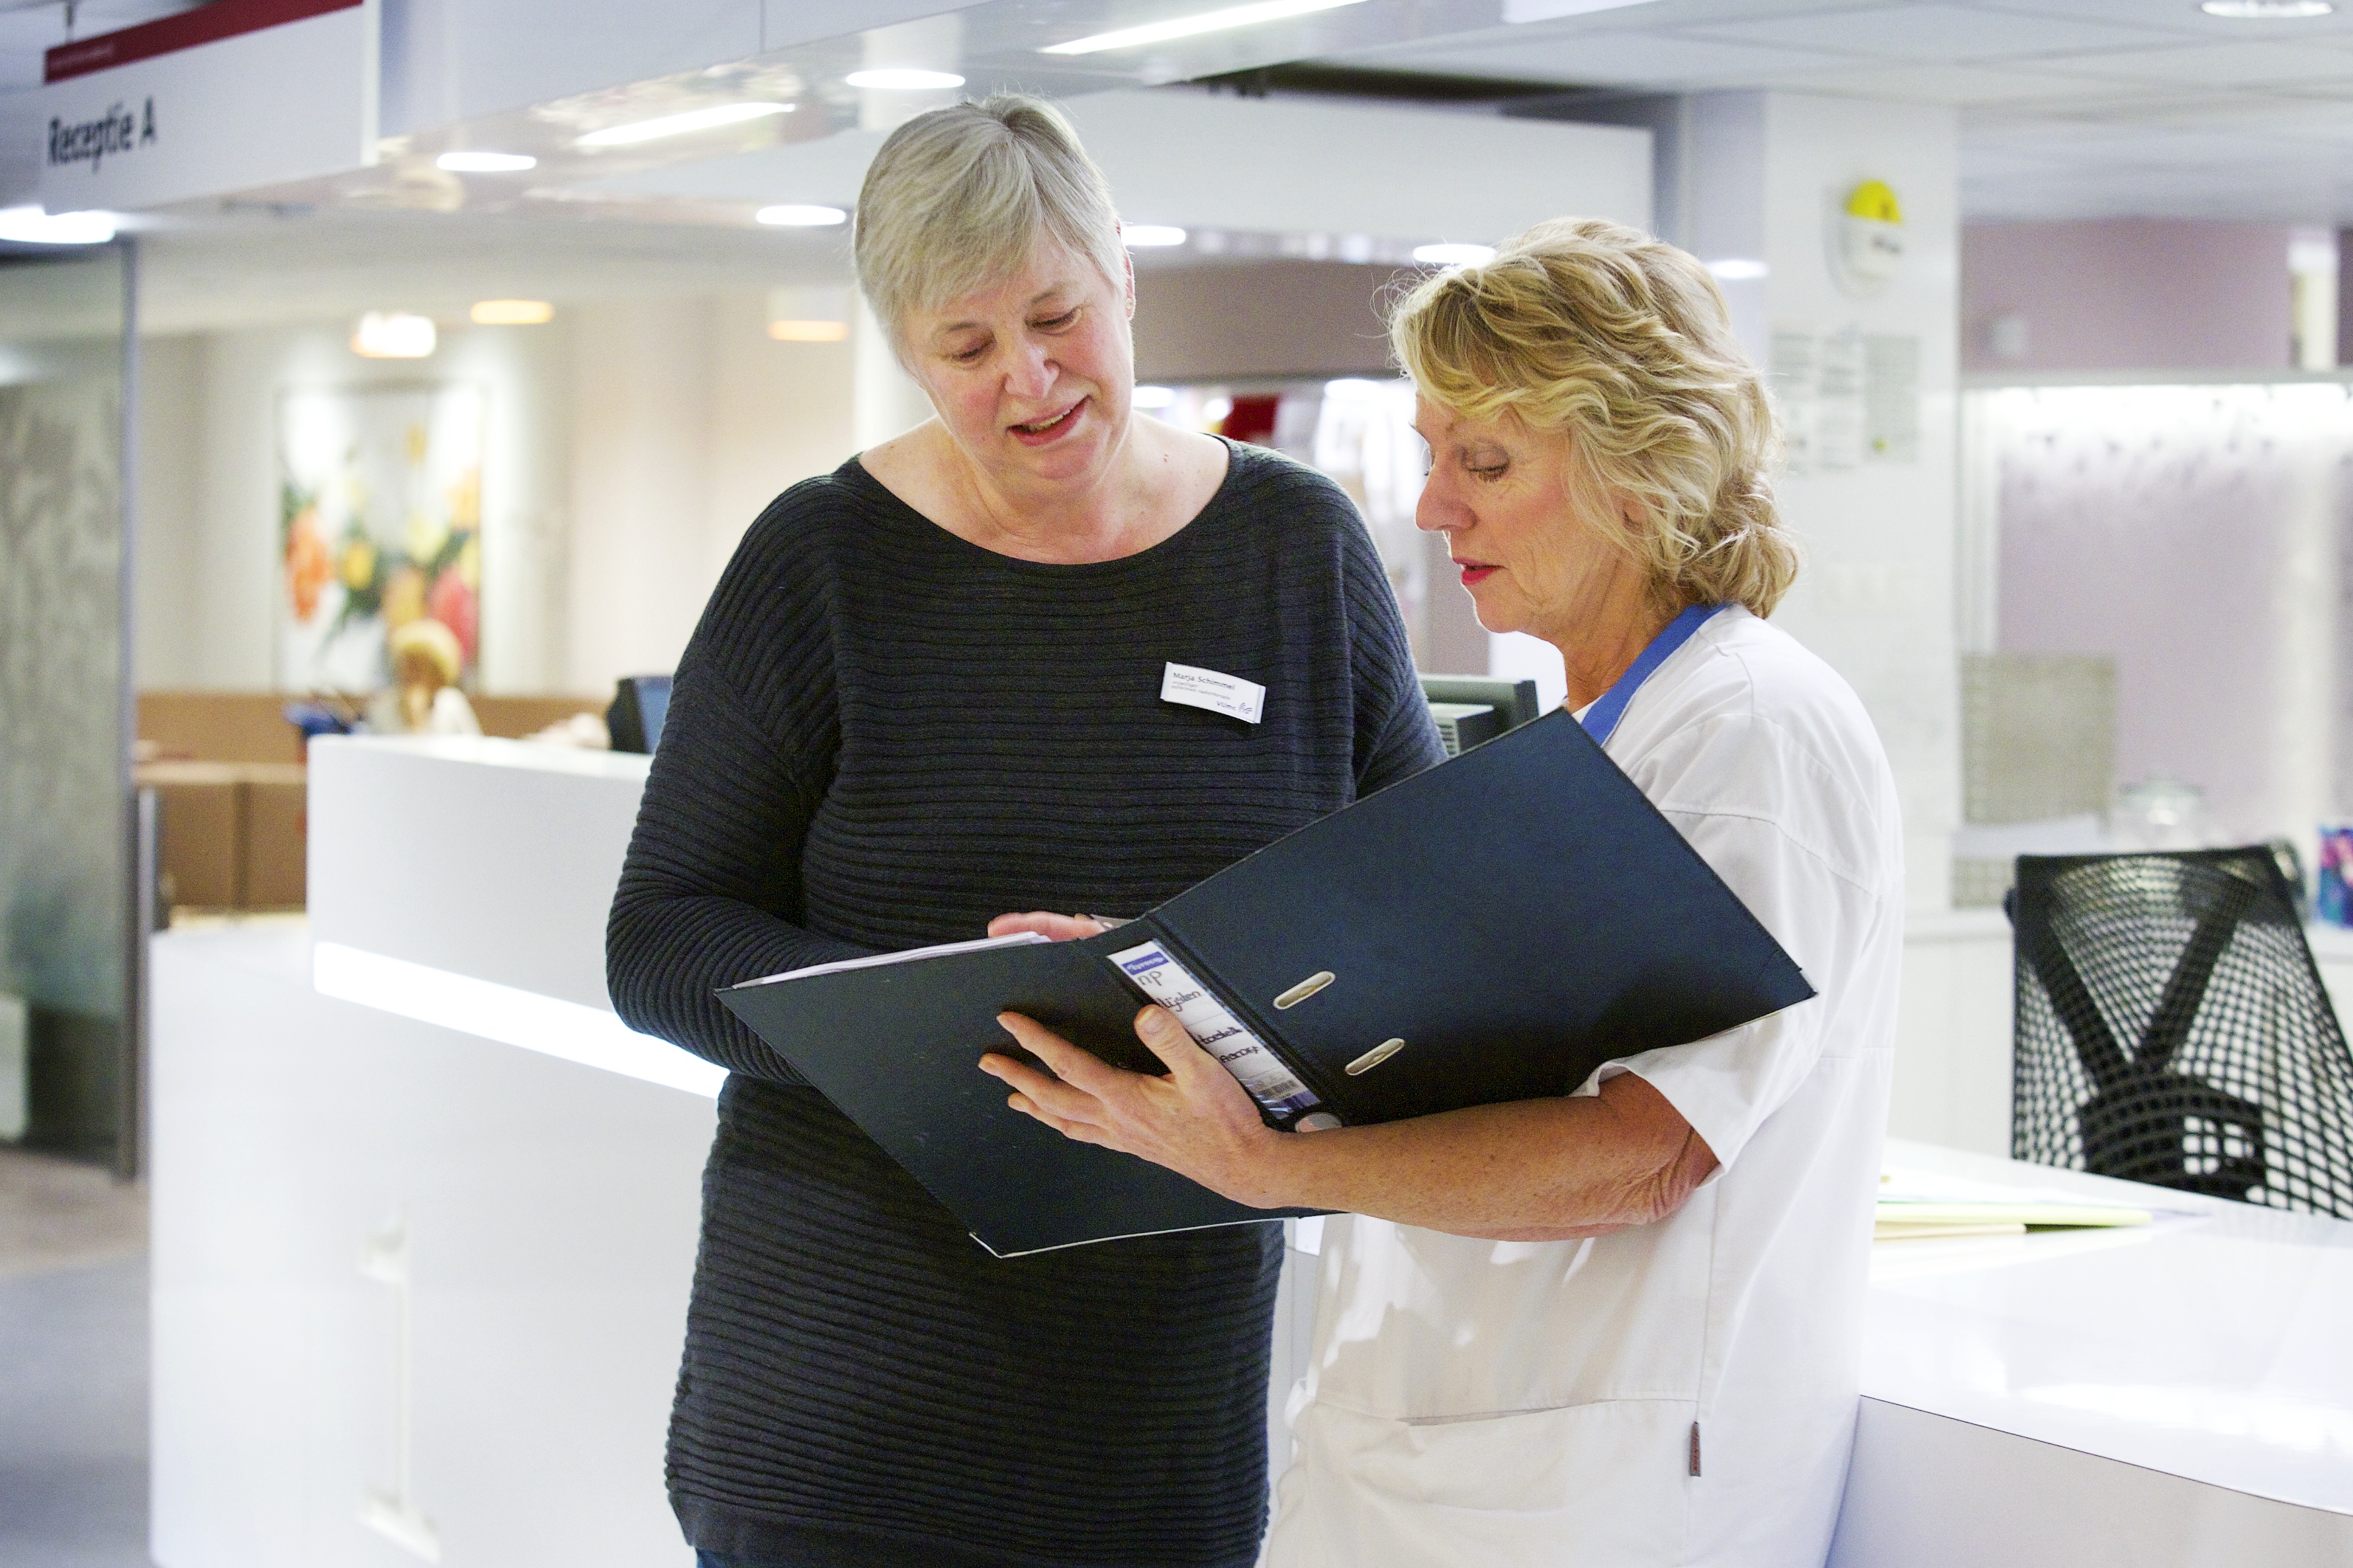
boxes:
[1769,328,1819,475]
[1863,334,1921,464]
[1816,328,1865,471]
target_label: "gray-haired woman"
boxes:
[607,96,1442,1568]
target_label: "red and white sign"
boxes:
[39,0,377,212]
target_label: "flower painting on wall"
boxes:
[277,384,484,692]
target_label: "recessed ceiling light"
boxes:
[757,204,849,227]
[1413,243,1495,267]
[351,311,436,359]
[0,207,114,244]
[2200,0,2332,15]
[577,102,790,148]
[471,299,553,325]
[844,68,966,89]
[1124,224,1188,247]
[437,151,536,173]
[1043,0,1370,55]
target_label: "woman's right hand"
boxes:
[988,911,1109,942]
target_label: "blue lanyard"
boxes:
[1578,604,1726,746]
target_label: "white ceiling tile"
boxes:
[1685,3,2178,63]
[2061,39,2353,86]
[1762,62,2145,101]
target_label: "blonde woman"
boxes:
[989,218,1904,1567]
[607,96,1441,1568]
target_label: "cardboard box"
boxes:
[241,770,309,909]
[135,761,311,911]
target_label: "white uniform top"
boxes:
[1265,606,1904,1568]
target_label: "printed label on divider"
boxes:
[1110,939,1320,1116]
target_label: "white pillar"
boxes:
[851,298,935,454]
[1676,91,1964,911]
[565,298,715,694]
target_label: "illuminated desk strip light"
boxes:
[313,941,726,1099]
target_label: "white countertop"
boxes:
[1867,1138,2353,1515]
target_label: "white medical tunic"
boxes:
[1265,606,1904,1568]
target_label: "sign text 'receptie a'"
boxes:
[47,96,156,172]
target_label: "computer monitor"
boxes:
[608,675,673,755]
[1419,674,1543,756]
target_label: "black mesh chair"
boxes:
[2009,848,2353,1218]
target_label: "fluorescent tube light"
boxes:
[2200,0,2332,14]
[471,299,553,325]
[0,207,115,244]
[313,941,726,1099]
[436,151,536,173]
[578,102,790,148]
[1123,224,1188,247]
[1705,258,1769,280]
[757,204,849,227]
[1412,242,1495,266]
[1502,0,1665,22]
[845,67,966,89]
[1043,0,1370,55]
[770,320,851,342]
[1133,384,1177,409]
[350,311,436,359]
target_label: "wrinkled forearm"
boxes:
[1247,1073,1718,1240]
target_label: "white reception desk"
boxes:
[150,737,2353,1567]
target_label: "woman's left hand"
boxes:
[982,1008,1293,1208]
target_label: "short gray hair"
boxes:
[854,94,1126,358]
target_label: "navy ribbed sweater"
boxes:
[607,442,1443,1568]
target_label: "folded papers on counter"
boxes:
[1874,1167,2153,1243]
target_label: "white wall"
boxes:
[564,294,856,697]
[136,292,857,697]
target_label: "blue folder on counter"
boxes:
[718,710,1814,1257]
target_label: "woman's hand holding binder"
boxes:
[984,1006,1294,1208]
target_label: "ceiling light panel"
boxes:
[471,300,553,325]
[2202,0,2334,15]
[351,311,435,359]
[844,67,965,88]
[0,207,115,244]
[1043,0,1372,56]
[756,204,848,226]
[437,151,536,173]
[578,102,791,148]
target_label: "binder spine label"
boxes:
[1110,941,1321,1118]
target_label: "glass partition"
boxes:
[0,244,131,1166]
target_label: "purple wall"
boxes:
[1962,220,2292,376]
[1993,384,2353,843]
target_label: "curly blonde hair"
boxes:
[1389,217,1794,617]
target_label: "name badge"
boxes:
[1161,662,1265,725]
